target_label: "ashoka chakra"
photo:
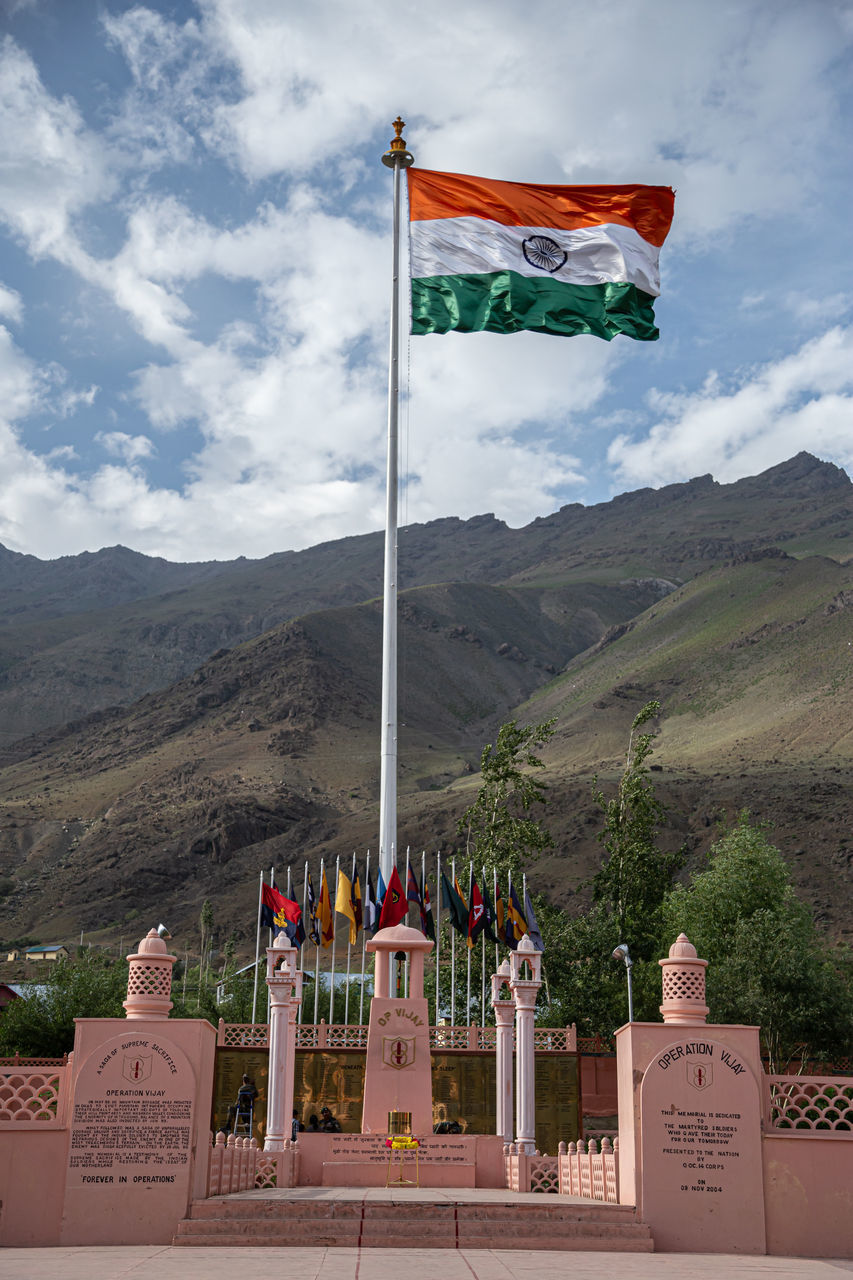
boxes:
[522,235,567,273]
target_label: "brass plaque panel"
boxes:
[293,1052,367,1132]
[211,1050,269,1143]
[214,1048,578,1152]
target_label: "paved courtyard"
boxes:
[1,1248,851,1280]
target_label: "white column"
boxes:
[490,959,514,1144]
[513,985,537,1153]
[264,934,303,1152]
[510,936,542,1156]
[283,999,300,1130]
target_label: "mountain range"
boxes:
[0,451,850,960]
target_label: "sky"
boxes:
[0,0,852,564]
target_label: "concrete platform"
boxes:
[320,1159,476,1186]
[174,1185,654,1251]
[172,1182,650,1244]
[2,1246,851,1279]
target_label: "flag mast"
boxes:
[379,118,414,888]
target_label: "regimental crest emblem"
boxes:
[382,1035,415,1070]
[687,1061,713,1091]
[123,1053,153,1083]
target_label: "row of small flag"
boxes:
[259,861,544,954]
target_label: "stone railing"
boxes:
[0,1058,72,1127]
[207,1133,260,1195]
[558,1137,619,1202]
[503,1143,560,1193]
[206,1132,299,1195]
[218,1021,577,1052]
[218,1021,270,1048]
[764,1075,853,1134]
[576,1035,615,1054]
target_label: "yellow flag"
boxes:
[336,868,357,946]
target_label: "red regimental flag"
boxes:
[378,866,408,930]
[468,879,486,949]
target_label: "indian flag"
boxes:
[407,168,675,342]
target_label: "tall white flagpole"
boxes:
[313,857,324,1026]
[493,865,500,974]
[435,849,442,1023]
[251,869,264,1024]
[359,850,370,1025]
[466,861,473,1026]
[330,853,340,1024]
[379,118,414,889]
[298,860,308,1024]
[450,856,457,1026]
[481,863,488,1028]
[267,864,275,1023]
[344,851,355,1025]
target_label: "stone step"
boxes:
[188,1198,640,1224]
[175,1197,654,1251]
[177,1215,651,1241]
[175,1231,654,1251]
[322,1160,477,1187]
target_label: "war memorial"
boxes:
[0,914,851,1256]
[1,123,851,1261]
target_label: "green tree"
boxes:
[538,702,686,1035]
[457,717,556,878]
[434,718,557,1024]
[0,951,127,1057]
[213,965,258,1024]
[591,700,684,960]
[662,813,853,1071]
[198,898,215,1009]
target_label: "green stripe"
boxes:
[411,271,660,341]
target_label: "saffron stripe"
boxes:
[408,168,675,247]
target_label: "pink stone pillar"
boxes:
[123,928,176,1019]
[491,959,514,1144]
[264,934,303,1152]
[362,924,434,1135]
[510,935,542,1155]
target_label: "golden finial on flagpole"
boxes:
[382,116,414,168]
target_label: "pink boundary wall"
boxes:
[1,928,851,1254]
[0,1103,70,1245]
[614,934,853,1258]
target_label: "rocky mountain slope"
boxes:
[0,452,850,959]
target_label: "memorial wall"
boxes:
[213,1047,579,1151]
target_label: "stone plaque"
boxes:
[62,1029,198,1244]
[640,1036,765,1253]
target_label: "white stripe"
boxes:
[410,216,661,296]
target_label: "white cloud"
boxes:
[196,0,849,240]
[0,38,115,259]
[784,292,850,326]
[100,5,211,169]
[0,282,23,324]
[96,430,155,463]
[0,3,851,560]
[0,322,41,421]
[608,326,853,489]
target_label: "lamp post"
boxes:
[612,942,634,1023]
